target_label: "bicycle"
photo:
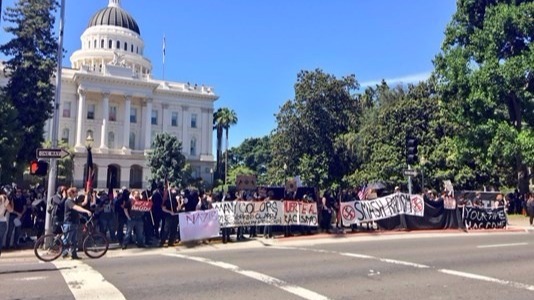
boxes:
[34,216,109,262]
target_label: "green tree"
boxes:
[0,0,59,178]
[213,107,238,185]
[434,0,534,192]
[147,133,187,188]
[0,92,19,183]
[271,69,360,189]
[226,136,272,185]
[213,108,225,183]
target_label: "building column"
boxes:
[182,106,188,155]
[207,108,214,156]
[121,166,131,189]
[100,92,110,150]
[123,95,131,149]
[144,98,153,150]
[201,108,209,155]
[75,88,86,148]
[162,104,169,132]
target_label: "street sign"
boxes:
[403,169,418,177]
[36,148,70,159]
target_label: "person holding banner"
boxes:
[122,190,147,249]
[160,189,183,247]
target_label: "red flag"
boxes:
[85,147,94,192]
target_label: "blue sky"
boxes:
[1,0,457,149]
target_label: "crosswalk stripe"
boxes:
[52,260,126,300]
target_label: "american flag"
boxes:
[358,185,367,200]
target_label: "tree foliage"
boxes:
[227,136,271,184]
[434,0,534,192]
[271,69,360,189]
[0,0,59,178]
[213,107,238,185]
[147,133,187,188]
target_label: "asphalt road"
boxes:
[1,231,534,300]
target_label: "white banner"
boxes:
[179,209,220,242]
[340,193,425,225]
[213,200,319,228]
[283,201,318,226]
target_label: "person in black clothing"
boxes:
[115,189,129,244]
[150,183,164,239]
[160,189,183,247]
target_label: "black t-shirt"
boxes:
[151,190,163,214]
[164,194,180,214]
[64,198,80,224]
[12,195,26,214]
[124,198,145,220]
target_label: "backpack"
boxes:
[48,194,66,224]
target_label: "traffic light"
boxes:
[30,160,48,176]
[406,137,418,165]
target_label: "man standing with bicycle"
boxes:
[62,187,92,259]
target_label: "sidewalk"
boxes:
[2,215,533,261]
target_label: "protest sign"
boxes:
[179,209,220,242]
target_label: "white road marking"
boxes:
[439,269,534,291]
[52,260,126,300]
[477,242,528,248]
[15,276,47,281]
[164,253,331,300]
[272,246,534,292]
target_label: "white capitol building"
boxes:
[46,0,218,189]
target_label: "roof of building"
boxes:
[87,3,140,35]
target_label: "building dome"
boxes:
[87,1,140,35]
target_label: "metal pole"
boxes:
[408,164,413,195]
[45,0,66,236]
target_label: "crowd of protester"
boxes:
[1,182,533,257]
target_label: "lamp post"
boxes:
[283,163,287,186]
[86,133,94,150]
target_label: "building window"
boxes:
[108,131,115,149]
[191,114,197,128]
[129,132,136,149]
[94,40,97,48]
[136,46,138,54]
[190,138,196,156]
[101,39,105,48]
[151,110,158,125]
[87,104,95,119]
[61,128,69,143]
[62,101,71,118]
[116,40,120,49]
[131,44,134,52]
[108,40,112,49]
[171,112,178,127]
[109,106,117,122]
[124,42,127,51]
[130,108,137,123]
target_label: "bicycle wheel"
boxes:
[34,234,63,262]
[83,233,109,259]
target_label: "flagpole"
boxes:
[162,34,166,80]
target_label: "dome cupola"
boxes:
[87,0,140,35]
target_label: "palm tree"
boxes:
[213,108,237,185]
[213,108,225,183]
